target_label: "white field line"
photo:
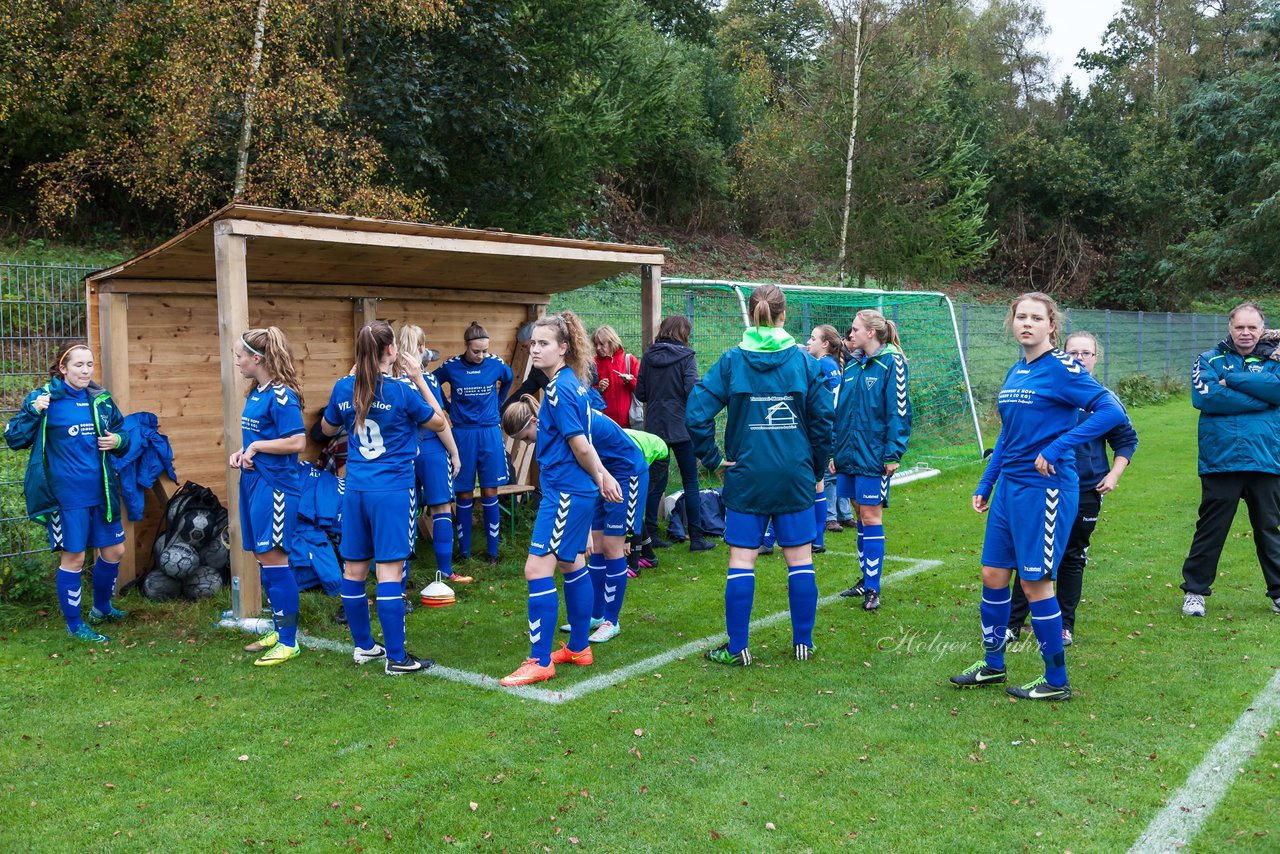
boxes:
[218,555,943,705]
[1128,665,1280,854]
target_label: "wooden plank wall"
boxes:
[89,289,535,575]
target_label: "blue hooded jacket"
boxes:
[1191,338,1280,476]
[833,343,912,477]
[4,380,130,524]
[686,327,834,515]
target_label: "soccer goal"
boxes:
[661,279,986,469]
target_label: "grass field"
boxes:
[2,398,1278,852]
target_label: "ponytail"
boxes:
[748,284,787,328]
[533,310,592,382]
[854,309,905,358]
[501,393,541,438]
[464,321,490,342]
[354,320,395,431]
[240,326,304,406]
[813,324,845,368]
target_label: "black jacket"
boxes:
[636,340,698,443]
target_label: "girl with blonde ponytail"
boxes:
[833,309,913,612]
[686,284,835,666]
[230,326,308,665]
[320,320,448,676]
[497,314,622,687]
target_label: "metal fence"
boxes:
[1,263,95,564]
[0,261,1235,562]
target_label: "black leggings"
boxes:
[645,439,702,536]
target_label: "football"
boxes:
[183,565,224,599]
[158,542,200,581]
[141,570,183,601]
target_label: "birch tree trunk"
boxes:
[233,0,271,200]
[836,3,865,284]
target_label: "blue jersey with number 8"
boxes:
[323,374,433,491]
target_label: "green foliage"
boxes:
[1170,8,1280,295]
[0,552,51,604]
[1115,372,1174,408]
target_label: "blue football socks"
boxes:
[1029,595,1068,686]
[455,498,474,556]
[432,512,453,576]
[482,497,500,558]
[787,563,818,647]
[341,578,375,650]
[562,565,594,652]
[527,576,558,666]
[56,566,83,631]
[375,581,406,661]
[980,584,1012,670]
[261,563,299,647]
[813,493,827,549]
[863,524,885,593]
[725,567,756,654]
[588,552,607,621]
[602,556,629,625]
[90,556,120,616]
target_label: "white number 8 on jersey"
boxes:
[356,419,387,459]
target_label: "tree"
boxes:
[24,0,452,233]
[1171,7,1280,292]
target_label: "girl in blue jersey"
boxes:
[394,325,467,590]
[806,325,845,554]
[497,311,621,687]
[581,416,650,643]
[5,342,130,642]
[1006,331,1138,646]
[834,310,912,612]
[687,284,835,665]
[434,322,514,566]
[950,293,1126,701]
[230,327,308,666]
[321,320,448,676]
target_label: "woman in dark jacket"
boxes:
[636,315,714,553]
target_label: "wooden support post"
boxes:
[214,224,260,619]
[354,297,378,340]
[640,264,662,349]
[98,292,140,584]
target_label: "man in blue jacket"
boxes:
[1179,302,1280,617]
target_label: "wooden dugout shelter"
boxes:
[85,204,665,618]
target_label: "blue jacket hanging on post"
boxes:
[292,461,343,594]
[110,412,178,521]
[4,380,130,524]
[833,344,912,477]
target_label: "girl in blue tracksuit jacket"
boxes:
[4,342,130,642]
[498,311,620,687]
[230,326,308,667]
[834,310,912,612]
[687,284,835,666]
[950,293,1127,702]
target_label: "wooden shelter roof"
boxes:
[86,203,665,293]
